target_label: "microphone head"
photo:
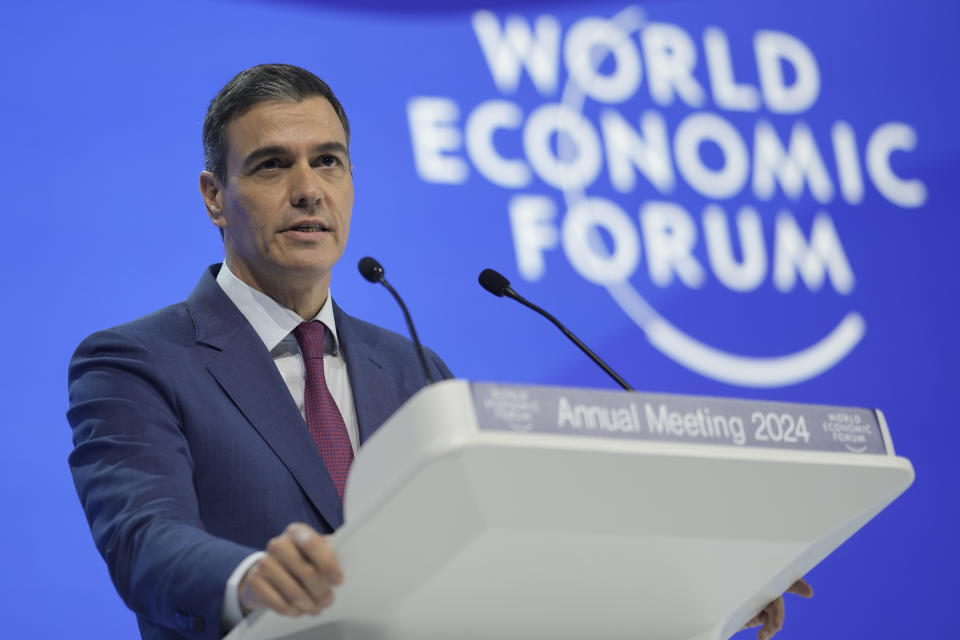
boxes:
[478,268,512,297]
[358,256,384,283]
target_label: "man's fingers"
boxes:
[743,579,811,638]
[256,553,321,614]
[237,524,342,618]
[266,532,332,608]
[787,578,814,598]
[240,561,303,616]
[288,523,343,585]
[772,596,785,629]
[756,597,785,640]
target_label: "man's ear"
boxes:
[199,171,227,230]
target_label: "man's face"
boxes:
[202,97,353,294]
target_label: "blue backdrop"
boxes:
[1,1,957,637]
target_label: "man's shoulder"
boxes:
[333,304,435,358]
[335,306,412,349]
[334,303,453,379]
[72,301,198,361]
[74,265,231,354]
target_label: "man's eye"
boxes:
[317,154,341,167]
[258,159,280,171]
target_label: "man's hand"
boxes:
[742,578,813,640]
[238,523,344,617]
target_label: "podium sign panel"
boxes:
[471,383,889,454]
[227,381,913,640]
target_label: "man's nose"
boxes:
[290,162,323,209]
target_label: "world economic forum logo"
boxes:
[406,7,926,387]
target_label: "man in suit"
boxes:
[68,63,807,640]
[68,64,452,639]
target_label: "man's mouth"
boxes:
[287,223,330,233]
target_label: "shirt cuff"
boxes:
[221,551,266,631]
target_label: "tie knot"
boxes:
[293,321,326,361]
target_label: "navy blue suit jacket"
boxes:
[67,265,453,639]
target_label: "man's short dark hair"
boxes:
[202,63,351,183]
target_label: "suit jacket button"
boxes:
[174,611,204,633]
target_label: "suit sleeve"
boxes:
[67,328,256,639]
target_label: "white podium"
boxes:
[227,380,914,640]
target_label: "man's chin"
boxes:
[278,262,336,281]
[277,254,345,281]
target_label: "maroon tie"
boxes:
[293,321,353,500]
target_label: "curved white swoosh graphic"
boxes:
[608,282,866,387]
[554,7,865,387]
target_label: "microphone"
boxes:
[478,268,633,391]
[358,257,434,384]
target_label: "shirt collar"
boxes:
[215,261,340,355]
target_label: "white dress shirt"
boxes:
[215,262,359,629]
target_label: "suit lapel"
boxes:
[188,266,344,531]
[334,303,407,446]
